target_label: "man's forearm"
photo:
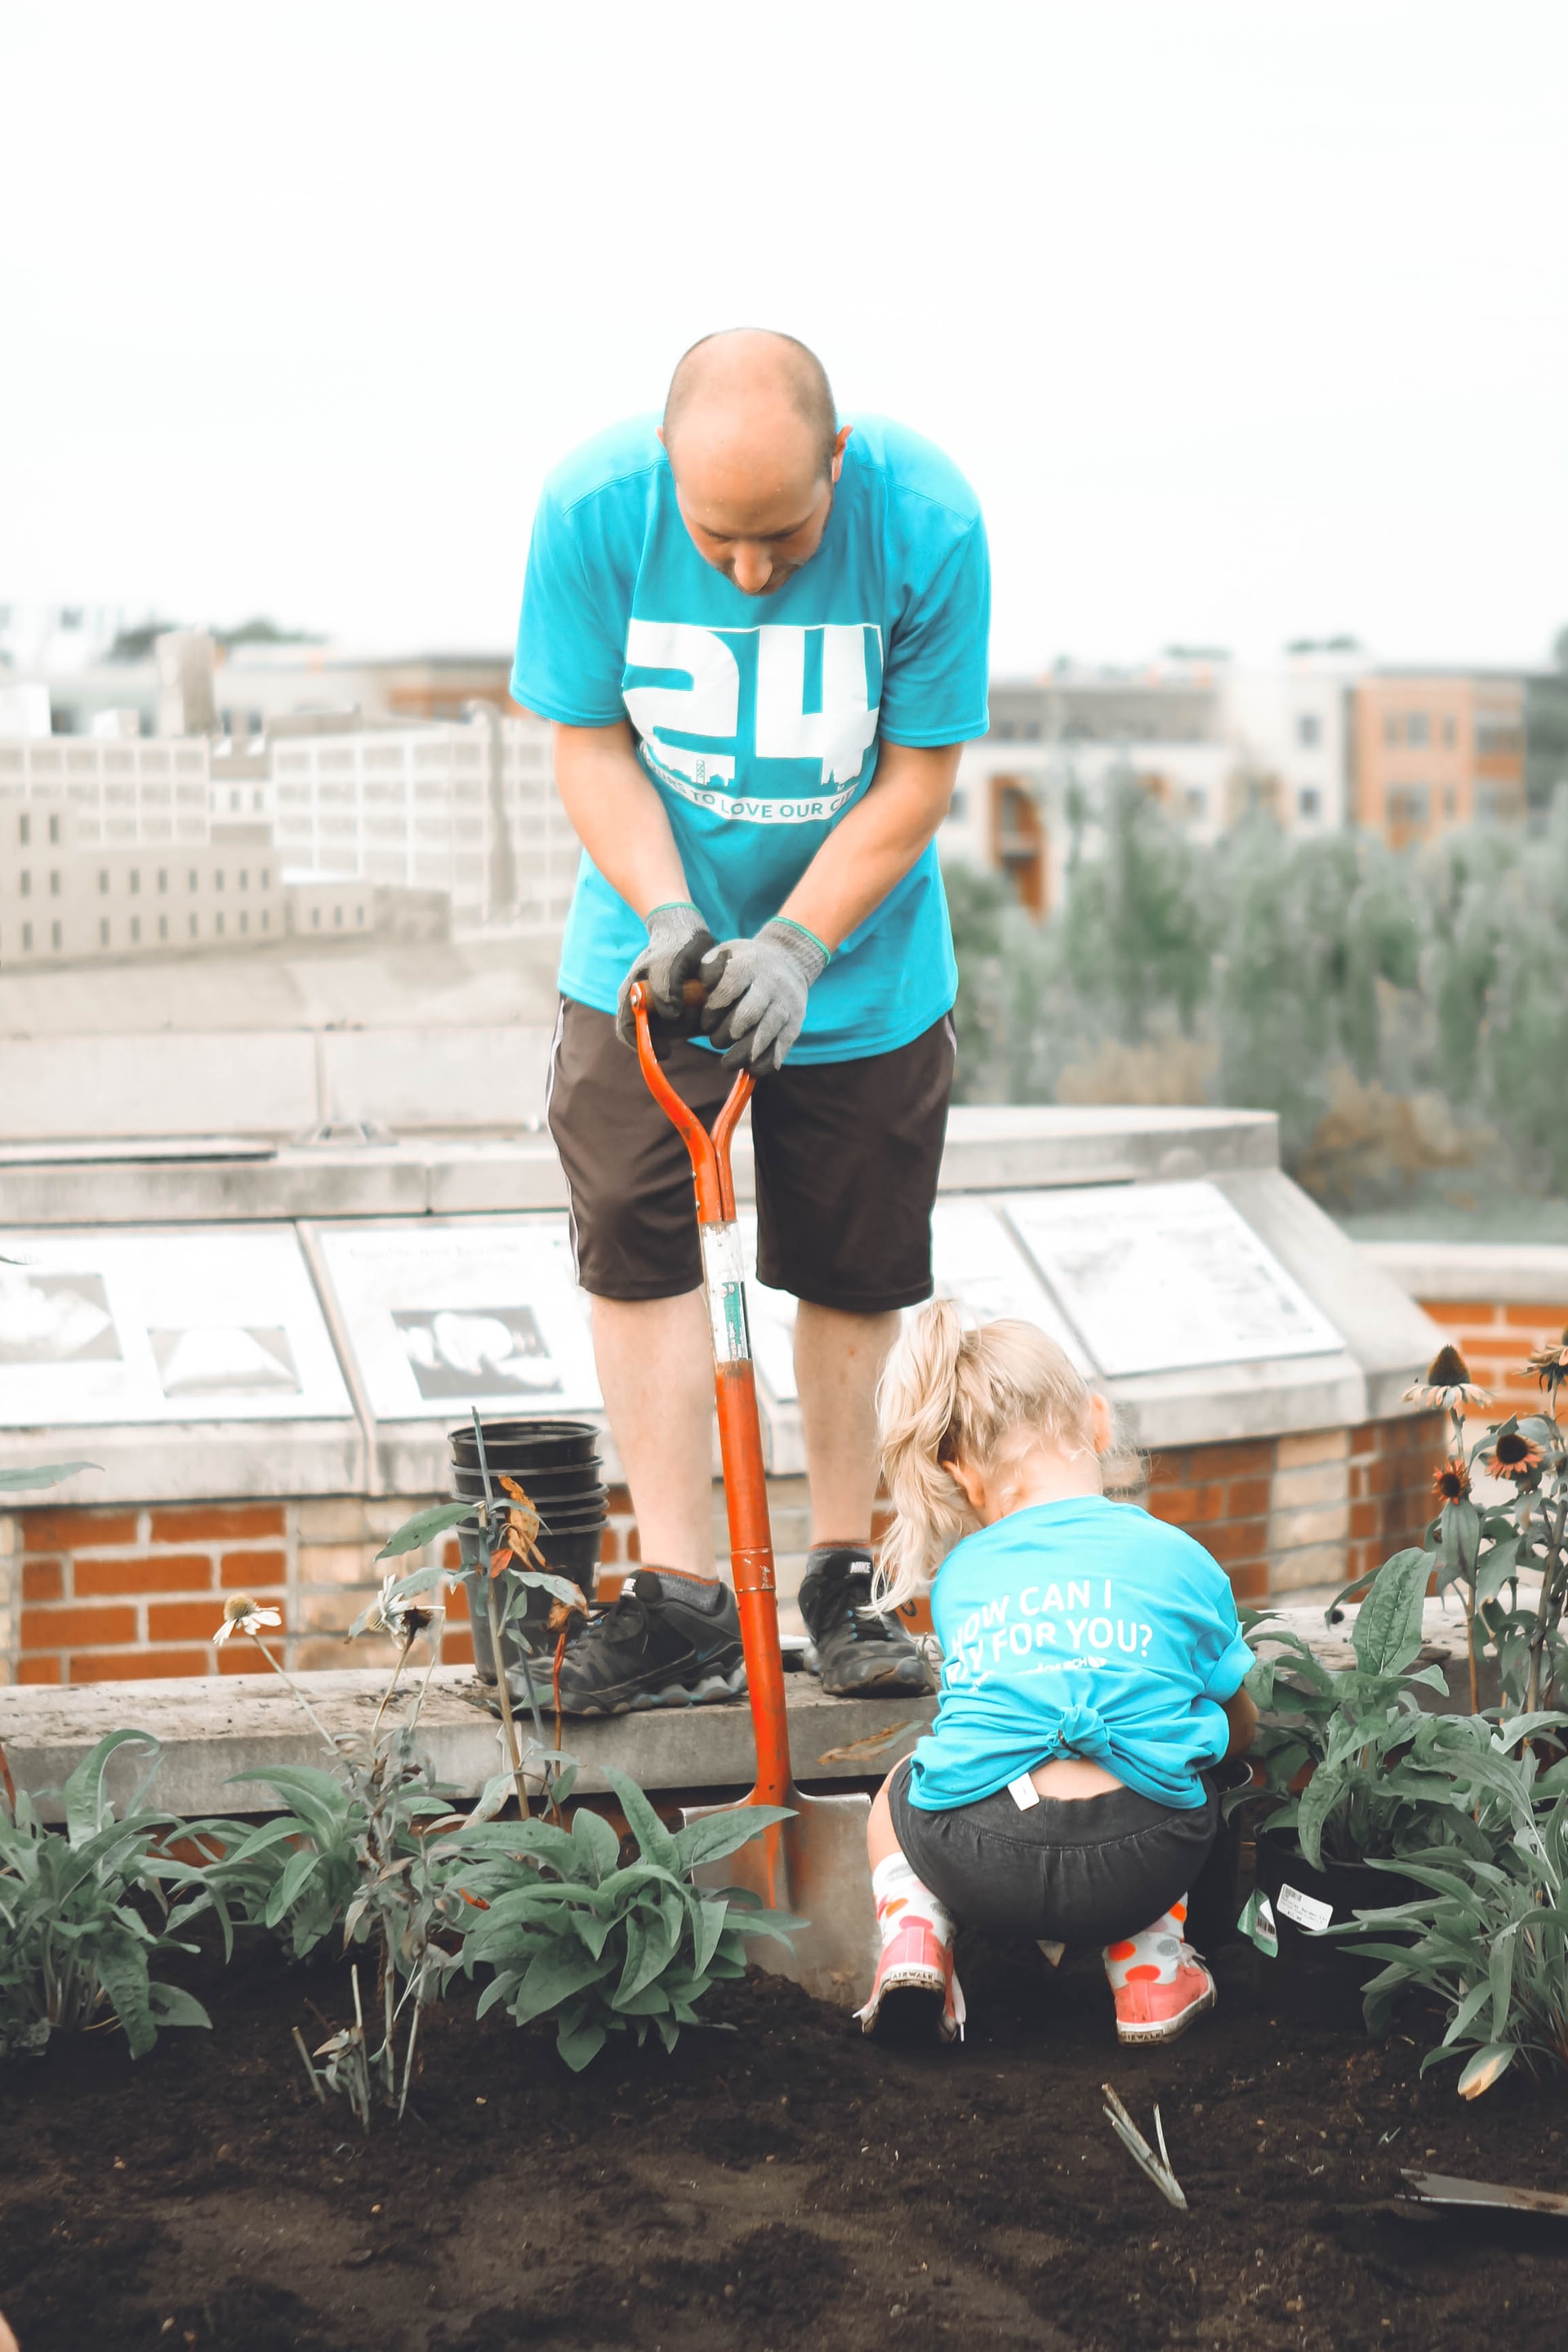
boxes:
[779,741,960,950]
[553,720,690,919]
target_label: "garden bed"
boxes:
[3,1924,1566,2352]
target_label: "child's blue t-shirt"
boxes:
[906,1495,1254,1814]
[510,414,991,1064]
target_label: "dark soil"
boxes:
[2,1926,1567,2352]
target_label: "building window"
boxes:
[1444,786,1458,817]
[239,910,248,935]
[238,870,248,890]
[189,913,198,938]
[1388,784,1430,825]
[311,906,321,930]
[18,814,29,847]
[97,870,109,894]
[47,813,60,845]
[1407,712,1429,746]
[129,869,140,894]
[21,922,33,951]
[158,915,167,942]
[99,918,109,947]
[215,910,225,937]
[334,904,344,928]
[19,871,30,898]
[260,867,270,888]
[355,904,364,926]
[189,871,199,892]
[1297,713,1321,748]
[1298,786,1321,820]
[51,921,61,950]
[229,789,240,813]
[1442,716,1456,746]
[1383,714,1399,745]
[995,719,1015,742]
[130,915,140,944]
[48,871,60,896]
[157,869,168,893]
[261,910,270,932]
[214,870,224,891]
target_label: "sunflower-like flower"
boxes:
[1432,1457,1472,1503]
[1525,1325,1568,1395]
[214,1592,283,1645]
[1404,1344,1491,1413]
[1483,1429,1544,1484]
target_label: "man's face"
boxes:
[662,422,851,597]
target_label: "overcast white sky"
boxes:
[3,1,1565,675]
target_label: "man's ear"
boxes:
[828,423,852,485]
[656,426,666,450]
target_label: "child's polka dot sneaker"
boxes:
[1102,1897,1216,2045]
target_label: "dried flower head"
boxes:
[1432,1457,1472,1503]
[1483,1430,1544,1484]
[364,1570,430,1644]
[213,1592,283,1645]
[1525,1325,1568,1394]
[1405,1344,1491,1413]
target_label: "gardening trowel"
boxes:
[630,982,880,2009]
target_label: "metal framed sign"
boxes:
[1003,1180,1343,1378]
[0,1227,353,1425]
[310,1216,601,1422]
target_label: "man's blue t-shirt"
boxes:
[906,1495,1254,1813]
[511,414,991,1064]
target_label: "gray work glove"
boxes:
[700,918,831,1071]
[615,900,716,1056]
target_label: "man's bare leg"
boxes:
[590,1290,715,1575]
[793,1300,901,1544]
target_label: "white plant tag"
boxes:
[1276,1882,1334,1935]
[1007,1772,1041,1811]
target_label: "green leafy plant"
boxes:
[1350,1715,1568,2098]
[1239,1547,1463,1869]
[441,1769,796,2072]
[0,1731,211,2061]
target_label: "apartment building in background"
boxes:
[0,800,292,963]
[1350,671,1527,848]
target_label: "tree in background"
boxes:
[944,779,1568,1205]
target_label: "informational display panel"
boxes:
[1004,1180,1343,1378]
[739,1198,1094,1406]
[311,1216,601,1422]
[0,1227,354,1425]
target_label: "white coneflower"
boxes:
[1403,1345,1491,1413]
[213,1592,283,1645]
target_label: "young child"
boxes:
[859,1303,1258,2047]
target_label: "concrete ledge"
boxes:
[1362,1240,1568,1307]
[0,1668,936,1819]
[0,1594,1489,1821]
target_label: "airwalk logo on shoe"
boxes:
[550,1570,746,1717]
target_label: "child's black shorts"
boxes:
[888,1753,1220,1946]
[546,997,956,1312]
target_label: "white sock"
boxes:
[871,1851,956,1950]
[1102,1896,1191,1990]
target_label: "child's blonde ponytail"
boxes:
[875,1306,1101,1613]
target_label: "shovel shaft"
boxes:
[630,983,793,1809]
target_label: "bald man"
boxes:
[513,328,990,1716]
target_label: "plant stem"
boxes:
[292,2025,327,2105]
[250,1636,343,1758]
[370,1634,414,1744]
[487,1575,532,1820]
[1526,1490,1568,1713]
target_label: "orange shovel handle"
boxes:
[630,982,792,1808]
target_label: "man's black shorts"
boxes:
[546,998,956,1312]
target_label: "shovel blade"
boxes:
[684,1788,878,2010]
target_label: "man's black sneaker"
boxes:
[797,1548,938,1698]
[532,1570,747,1717]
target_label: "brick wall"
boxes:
[2,1419,1446,1686]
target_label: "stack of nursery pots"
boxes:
[449,1419,606,1686]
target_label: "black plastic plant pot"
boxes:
[1252,1824,1419,2026]
[460,1518,604,1686]
[449,1466,608,1510]
[1185,1756,1253,1953]
[448,1419,600,1475]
